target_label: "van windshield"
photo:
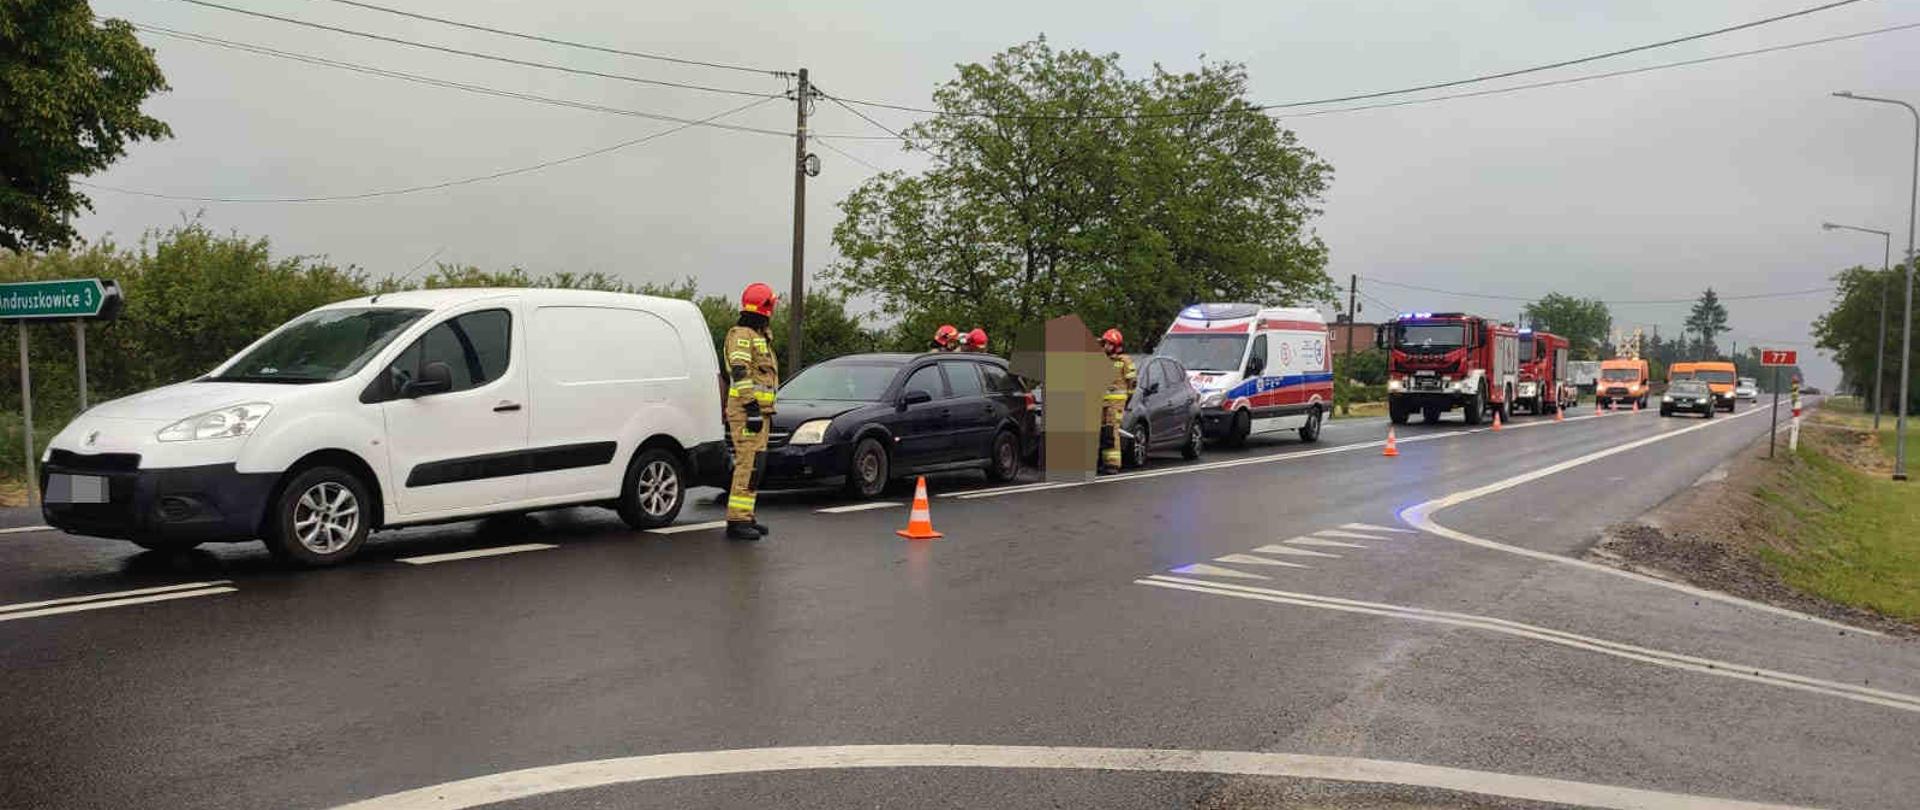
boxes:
[1157,334,1248,372]
[208,308,427,384]
[1698,369,1737,384]
[780,361,901,401]
[1393,324,1466,351]
[1601,368,1641,381]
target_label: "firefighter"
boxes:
[931,324,960,352]
[1098,328,1137,474]
[723,283,779,540]
[960,327,988,353]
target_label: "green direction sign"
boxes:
[0,278,121,321]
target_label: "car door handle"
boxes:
[493,401,522,413]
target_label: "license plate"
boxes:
[46,474,108,504]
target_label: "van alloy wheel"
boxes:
[293,481,360,555]
[636,458,680,518]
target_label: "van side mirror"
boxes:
[1245,357,1265,376]
[404,361,454,398]
[900,389,933,407]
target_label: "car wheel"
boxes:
[1225,409,1251,448]
[1660,407,1672,417]
[1126,422,1150,469]
[616,447,685,530]
[1181,418,1203,460]
[1298,406,1323,443]
[264,466,372,567]
[843,436,890,499]
[1704,407,1714,419]
[986,429,1021,482]
[131,538,203,553]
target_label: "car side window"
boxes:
[902,364,946,400]
[944,362,985,398]
[1247,335,1268,374]
[386,309,512,395]
[980,363,1017,395]
[1158,362,1182,390]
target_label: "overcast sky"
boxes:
[78,0,1920,386]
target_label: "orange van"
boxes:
[1691,360,1738,411]
[1595,358,1650,409]
[1668,361,1697,383]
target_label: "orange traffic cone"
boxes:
[1554,405,1565,422]
[1382,428,1400,457]
[1633,398,1641,413]
[1492,410,1504,431]
[895,476,944,540]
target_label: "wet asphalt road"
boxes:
[2,399,1916,810]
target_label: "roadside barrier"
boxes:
[896,477,944,540]
[1382,428,1400,457]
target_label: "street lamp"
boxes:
[1834,91,1919,482]
[1822,222,1892,429]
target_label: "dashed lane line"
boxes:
[396,543,557,565]
[0,524,54,535]
[646,520,728,535]
[1168,563,1268,580]
[1398,403,1878,636]
[0,582,236,623]
[1140,575,1920,715]
[328,743,1819,810]
[816,502,903,514]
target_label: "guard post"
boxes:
[1,278,124,506]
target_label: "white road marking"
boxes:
[0,524,53,535]
[1286,537,1365,549]
[815,502,902,514]
[1251,544,1340,559]
[1313,529,1388,541]
[1398,405,1879,636]
[1140,576,1920,715]
[396,543,557,565]
[0,580,233,614]
[646,520,729,535]
[1215,553,1309,569]
[0,586,236,623]
[1341,522,1413,534]
[1168,563,1267,580]
[327,743,1820,810]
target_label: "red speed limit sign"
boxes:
[1761,349,1798,366]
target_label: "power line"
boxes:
[127,22,895,140]
[1360,276,1836,306]
[313,0,787,77]
[78,95,781,203]
[162,0,780,99]
[829,0,1865,120]
[813,137,886,174]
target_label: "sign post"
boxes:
[1,279,123,506]
[1760,349,1798,459]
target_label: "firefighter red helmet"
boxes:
[934,324,959,347]
[965,328,988,350]
[1100,328,1123,349]
[740,283,776,316]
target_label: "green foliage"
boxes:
[1815,264,1914,411]
[1754,425,1920,622]
[1,2,171,250]
[828,37,1333,356]
[1684,287,1731,358]
[1521,293,1610,360]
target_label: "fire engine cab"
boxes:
[1380,312,1520,426]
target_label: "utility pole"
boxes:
[787,67,813,375]
[1343,274,1357,416]
[1832,91,1917,481]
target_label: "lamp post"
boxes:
[1834,92,1919,482]
[1822,222,1892,429]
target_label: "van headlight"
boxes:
[788,419,832,445]
[1199,390,1226,408]
[157,403,273,442]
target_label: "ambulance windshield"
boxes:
[1158,333,1248,372]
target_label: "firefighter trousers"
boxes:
[726,416,769,522]
[1099,400,1125,472]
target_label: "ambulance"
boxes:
[1156,303,1332,446]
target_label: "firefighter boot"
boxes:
[726,521,763,541]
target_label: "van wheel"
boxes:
[844,437,890,499]
[986,429,1021,482]
[617,448,685,530]
[264,466,372,567]
[1181,419,1203,460]
[1298,406,1323,443]
[1126,422,1150,469]
[1225,409,1251,448]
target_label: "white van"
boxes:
[1155,303,1332,446]
[40,288,728,566]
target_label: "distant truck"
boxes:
[1595,357,1651,409]
[1567,360,1601,395]
[1380,312,1520,425]
[1515,329,1575,414]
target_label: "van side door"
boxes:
[523,304,689,502]
[375,305,530,518]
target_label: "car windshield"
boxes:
[1601,368,1641,380]
[1393,323,1465,350]
[1670,382,1710,395]
[779,361,901,401]
[208,307,427,384]
[1519,340,1537,362]
[1739,378,1757,387]
[1157,334,1248,372]
[1698,370,1737,384]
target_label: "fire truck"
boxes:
[1380,312,1520,425]
[1515,328,1575,414]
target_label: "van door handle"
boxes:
[493,401,522,413]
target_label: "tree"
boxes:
[1684,288,1730,359]
[1,2,171,250]
[1521,293,1611,359]
[1815,264,1913,410]
[829,38,1333,354]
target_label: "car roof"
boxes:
[821,352,1007,365]
[319,287,691,312]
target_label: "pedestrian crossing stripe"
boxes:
[1167,563,1267,580]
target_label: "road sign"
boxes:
[1760,349,1798,367]
[0,278,122,321]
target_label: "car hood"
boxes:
[86,380,304,422]
[771,399,868,430]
